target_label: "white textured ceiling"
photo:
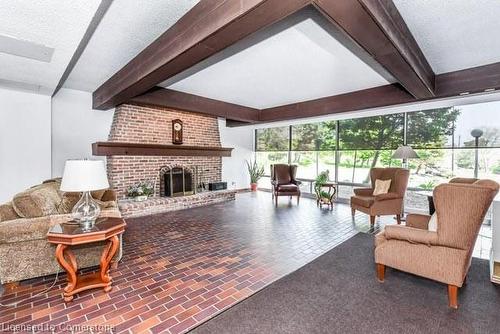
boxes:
[0,0,101,94]
[394,0,500,74]
[161,8,394,109]
[64,0,199,92]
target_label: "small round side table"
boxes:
[47,217,126,302]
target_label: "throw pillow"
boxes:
[373,179,391,196]
[12,183,61,218]
[428,212,438,232]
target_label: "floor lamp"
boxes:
[392,145,420,221]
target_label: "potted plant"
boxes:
[314,170,330,203]
[127,181,155,201]
[246,159,265,191]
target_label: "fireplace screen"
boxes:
[162,167,195,197]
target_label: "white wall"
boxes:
[51,88,114,177]
[218,118,254,190]
[0,88,52,202]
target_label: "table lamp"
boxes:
[60,159,109,230]
[392,145,419,168]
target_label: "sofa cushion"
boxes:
[277,184,299,193]
[12,182,62,218]
[0,202,20,222]
[351,195,375,208]
[59,190,117,213]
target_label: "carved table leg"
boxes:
[55,244,77,302]
[100,236,120,293]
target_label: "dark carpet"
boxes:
[192,233,500,334]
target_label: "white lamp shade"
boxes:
[60,160,109,192]
[392,146,419,159]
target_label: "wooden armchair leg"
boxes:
[351,208,355,217]
[297,195,300,205]
[448,285,459,309]
[396,214,401,224]
[376,264,385,282]
[370,215,376,226]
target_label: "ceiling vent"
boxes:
[0,34,54,62]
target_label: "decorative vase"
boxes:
[134,195,148,202]
[250,183,258,192]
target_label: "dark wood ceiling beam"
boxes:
[129,87,259,123]
[435,62,500,97]
[258,84,415,122]
[93,0,311,110]
[313,0,435,99]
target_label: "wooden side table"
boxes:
[316,182,338,210]
[47,217,126,302]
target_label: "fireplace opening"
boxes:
[161,166,196,197]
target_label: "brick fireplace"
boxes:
[103,103,236,217]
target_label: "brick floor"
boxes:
[0,192,490,333]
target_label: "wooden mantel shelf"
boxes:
[92,142,233,157]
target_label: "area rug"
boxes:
[191,233,500,334]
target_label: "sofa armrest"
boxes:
[384,225,438,245]
[374,192,401,201]
[0,208,121,244]
[354,188,373,196]
[406,214,431,230]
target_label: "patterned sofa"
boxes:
[0,178,122,286]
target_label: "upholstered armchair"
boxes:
[374,179,499,308]
[271,164,301,207]
[351,168,409,225]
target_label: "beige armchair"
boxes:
[351,168,409,225]
[374,178,499,308]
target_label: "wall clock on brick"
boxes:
[172,119,183,144]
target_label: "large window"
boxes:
[254,100,500,210]
[256,127,289,151]
[339,114,404,150]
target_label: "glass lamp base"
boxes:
[71,191,101,230]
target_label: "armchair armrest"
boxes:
[374,192,401,201]
[292,180,302,186]
[353,188,373,196]
[406,214,431,230]
[384,225,438,245]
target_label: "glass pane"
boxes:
[291,123,318,151]
[337,150,400,184]
[453,101,500,148]
[478,148,500,183]
[318,151,335,179]
[453,148,476,179]
[405,190,431,212]
[255,151,288,175]
[407,149,453,189]
[406,107,460,148]
[291,151,317,179]
[257,176,272,189]
[338,114,404,150]
[291,121,336,151]
[256,127,289,151]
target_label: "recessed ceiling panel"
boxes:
[64,0,199,92]
[161,7,394,109]
[394,0,500,74]
[0,0,101,94]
